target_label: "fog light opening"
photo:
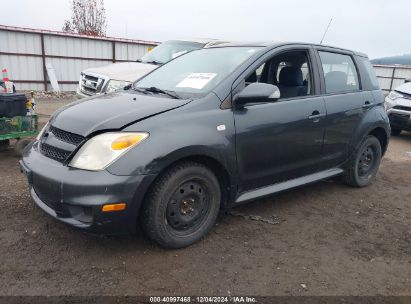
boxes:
[102,203,126,212]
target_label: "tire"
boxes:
[342,135,382,187]
[0,140,10,152]
[14,139,32,157]
[141,161,221,248]
[391,128,402,136]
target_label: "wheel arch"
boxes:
[137,153,236,224]
[368,126,389,156]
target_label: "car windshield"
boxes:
[140,40,204,64]
[134,47,262,96]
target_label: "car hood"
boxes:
[50,92,191,137]
[395,82,411,95]
[84,62,158,82]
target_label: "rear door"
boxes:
[314,49,374,169]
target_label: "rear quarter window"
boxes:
[358,56,380,90]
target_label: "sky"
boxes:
[0,0,410,59]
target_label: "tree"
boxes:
[62,0,107,36]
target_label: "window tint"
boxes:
[319,51,359,93]
[359,57,379,89]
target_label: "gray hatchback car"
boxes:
[21,42,390,248]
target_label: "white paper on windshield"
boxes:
[176,73,217,90]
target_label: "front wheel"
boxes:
[342,135,382,187]
[141,161,221,248]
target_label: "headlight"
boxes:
[36,122,49,140]
[105,80,132,93]
[69,132,148,171]
[387,91,403,100]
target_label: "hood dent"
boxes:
[51,92,190,137]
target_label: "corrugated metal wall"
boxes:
[373,65,411,93]
[0,25,158,91]
[2,27,410,94]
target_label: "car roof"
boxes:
[207,41,367,57]
[169,38,225,45]
[164,39,232,48]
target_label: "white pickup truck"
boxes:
[77,39,224,97]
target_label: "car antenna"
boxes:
[320,18,333,45]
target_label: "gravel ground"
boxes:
[0,98,410,296]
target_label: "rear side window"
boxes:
[359,56,380,89]
[319,51,359,93]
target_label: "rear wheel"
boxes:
[342,135,382,187]
[391,128,402,136]
[141,161,221,248]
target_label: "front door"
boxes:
[234,97,326,192]
[233,48,326,192]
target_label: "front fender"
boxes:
[106,99,237,181]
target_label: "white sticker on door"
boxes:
[176,73,217,90]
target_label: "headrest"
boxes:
[325,71,348,92]
[279,67,304,86]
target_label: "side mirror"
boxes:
[235,83,280,106]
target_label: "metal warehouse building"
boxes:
[1,24,411,93]
[0,25,159,91]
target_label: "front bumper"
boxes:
[386,95,411,131]
[20,142,156,235]
[387,109,411,131]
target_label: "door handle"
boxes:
[362,101,373,108]
[308,110,325,120]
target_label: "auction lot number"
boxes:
[150,296,256,303]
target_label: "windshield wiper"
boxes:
[131,87,151,95]
[144,60,163,65]
[141,87,181,99]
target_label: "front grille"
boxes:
[40,143,71,163]
[49,125,84,146]
[39,125,84,163]
[393,105,411,112]
[80,73,106,95]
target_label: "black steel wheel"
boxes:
[141,161,221,248]
[343,135,382,187]
[166,179,212,233]
[357,145,377,179]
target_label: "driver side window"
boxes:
[245,63,266,86]
[243,50,313,99]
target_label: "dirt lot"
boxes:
[0,98,410,297]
